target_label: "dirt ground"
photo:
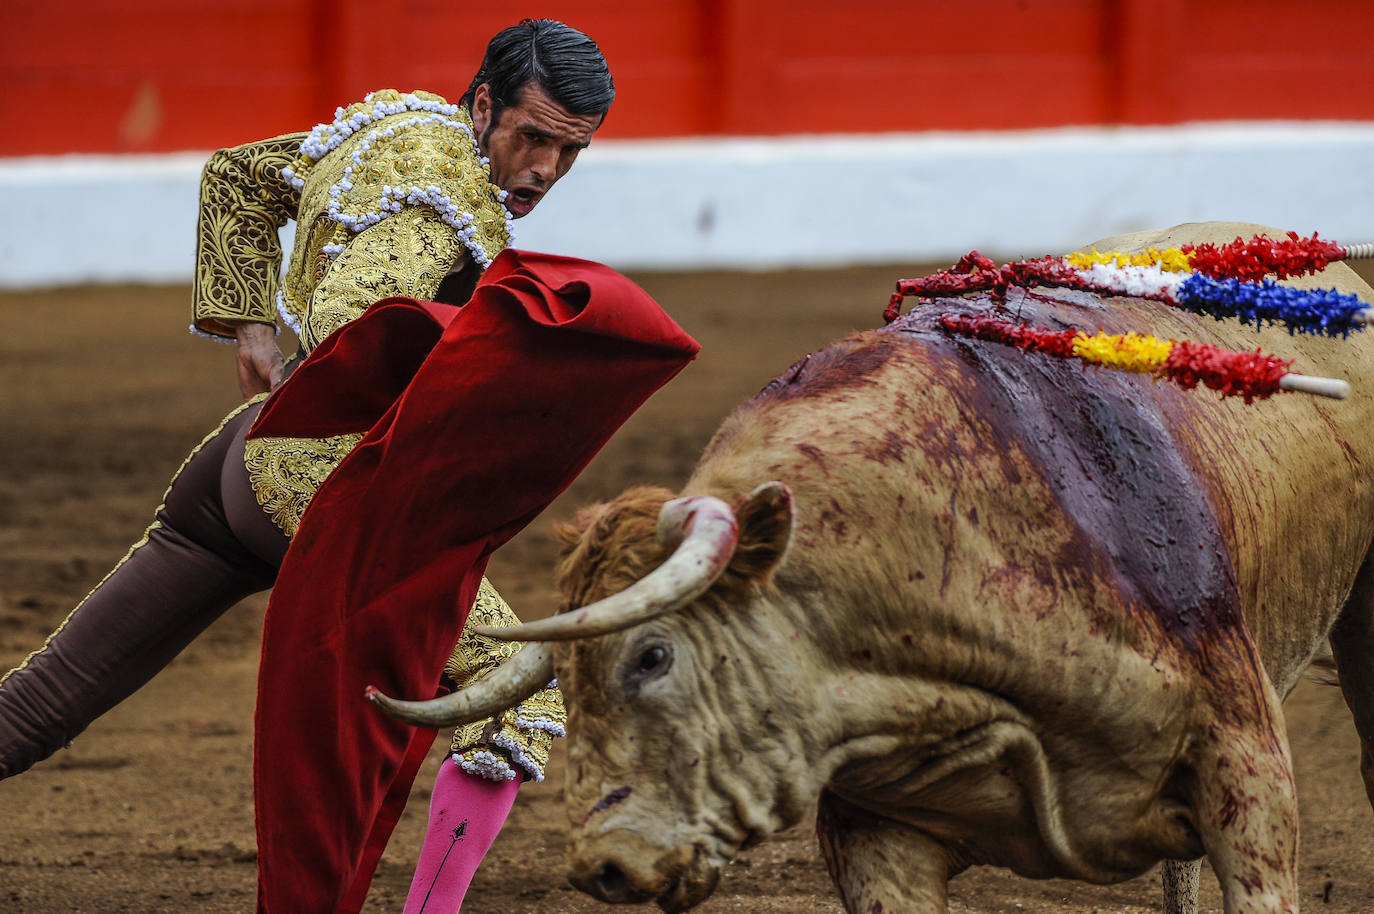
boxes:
[2,264,1372,914]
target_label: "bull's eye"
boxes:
[621,642,672,689]
[636,646,668,674]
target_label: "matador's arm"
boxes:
[191,133,306,339]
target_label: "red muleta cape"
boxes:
[246,249,699,914]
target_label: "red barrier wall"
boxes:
[5,0,1374,156]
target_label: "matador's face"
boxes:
[472,81,602,218]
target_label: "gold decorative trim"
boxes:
[192,135,306,338]
[243,432,365,538]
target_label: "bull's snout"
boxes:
[568,834,721,912]
[570,859,656,905]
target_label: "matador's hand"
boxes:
[232,321,285,399]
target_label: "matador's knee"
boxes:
[444,579,565,781]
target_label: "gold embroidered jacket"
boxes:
[192,89,512,347]
[193,90,560,781]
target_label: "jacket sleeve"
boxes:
[192,133,307,339]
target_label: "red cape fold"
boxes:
[247,249,699,914]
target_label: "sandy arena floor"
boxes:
[2,264,1372,913]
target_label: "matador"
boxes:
[0,20,698,914]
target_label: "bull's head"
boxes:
[369,481,811,911]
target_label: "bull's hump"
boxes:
[727,291,1246,651]
[902,295,1244,651]
[753,334,892,403]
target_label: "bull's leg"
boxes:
[816,788,954,913]
[1161,858,1201,914]
[1330,551,1374,810]
[1188,695,1299,914]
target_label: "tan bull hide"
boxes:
[374,222,1374,914]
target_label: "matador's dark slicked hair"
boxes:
[461,19,614,125]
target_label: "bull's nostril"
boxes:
[595,862,630,899]
[575,858,654,904]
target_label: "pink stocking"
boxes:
[402,759,523,914]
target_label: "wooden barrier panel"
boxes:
[4,0,1374,155]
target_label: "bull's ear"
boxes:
[727,482,794,583]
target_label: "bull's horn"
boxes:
[365,642,554,728]
[476,494,741,642]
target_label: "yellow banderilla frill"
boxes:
[1066,247,1195,273]
[1070,330,1174,374]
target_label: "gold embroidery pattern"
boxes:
[192,135,306,338]
[448,580,566,782]
[243,432,365,538]
[2,395,268,685]
[192,91,510,346]
[279,92,511,349]
[301,208,465,349]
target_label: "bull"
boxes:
[371,222,1374,913]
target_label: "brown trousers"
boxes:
[0,399,289,778]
